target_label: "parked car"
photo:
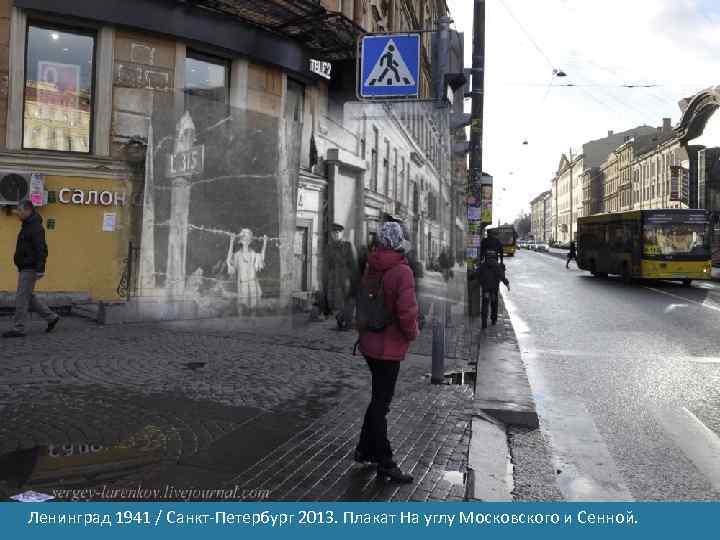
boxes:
[535,243,549,252]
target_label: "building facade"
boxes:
[530,190,550,242]
[544,125,660,243]
[0,0,464,319]
[552,152,584,244]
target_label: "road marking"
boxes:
[654,407,720,492]
[540,399,634,501]
[688,358,720,364]
[526,349,720,364]
[664,303,689,313]
[645,287,720,314]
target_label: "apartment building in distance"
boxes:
[530,190,551,242]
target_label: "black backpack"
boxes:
[355,272,393,333]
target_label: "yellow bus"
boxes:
[577,209,712,285]
[489,225,517,257]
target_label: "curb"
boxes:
[474,339,539,430]
[466,292,541,501]
[466,413,513,501]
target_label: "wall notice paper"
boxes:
[29,173,44,206]
[102,212,117,232]
[468,206,481,220]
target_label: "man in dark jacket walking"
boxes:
[473,258,509,329]
[480,228,504,264]
[3,201,59,338]
[566,241,577,269]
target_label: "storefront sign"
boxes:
[58,188,126,207]
[166,145,205,178]
[309,58,332,80]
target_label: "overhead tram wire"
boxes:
[497,0,556,71]
[495,0,638,127]
[561,58,661,124]
[495,0,659,142]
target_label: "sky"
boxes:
[446,0,720,224]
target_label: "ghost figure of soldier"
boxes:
[326,223,359,330]
[227,228,267,314]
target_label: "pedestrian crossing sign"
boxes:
[360,34,420,99]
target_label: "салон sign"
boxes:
[58,189,127,207]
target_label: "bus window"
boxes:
[642,221,709,257]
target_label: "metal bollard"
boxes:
[431,318,445,384]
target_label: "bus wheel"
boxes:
[682,279,692,287]
[621,263,632,284]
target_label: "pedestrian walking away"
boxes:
[566,240,577,269]
[473,258,510,329]
[480,228,504,264]
[3,200,59,338]
[354,221,419,484]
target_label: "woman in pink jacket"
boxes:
[355,222,419,483]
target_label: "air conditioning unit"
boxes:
[0,172,31,206]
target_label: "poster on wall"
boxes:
[102,213,116,232]
[29,173,44,206]
[138,93,301,319]
[481,185,493,224]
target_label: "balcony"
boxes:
[182,0,364,60]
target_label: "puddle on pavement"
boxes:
[0,425,165,490]
[444,371,477,385]
[442,470,465,487]
[183,362,207,370]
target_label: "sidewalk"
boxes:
[0,278,477,501]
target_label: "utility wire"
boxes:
[497,0,556,70]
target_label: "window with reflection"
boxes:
[185,51,229,103]
[285,78,305,122]
[23,24,95,152]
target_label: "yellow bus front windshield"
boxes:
[497,229,515,246]
[642,222,710,258]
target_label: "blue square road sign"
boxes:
[360,34,420,99]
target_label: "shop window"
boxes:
[285,78,305,122]
[23,24,95,152]
[185,50,229,103]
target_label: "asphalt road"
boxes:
[504,249,720,500]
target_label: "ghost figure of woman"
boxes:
[227,228,267,312]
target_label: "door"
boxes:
[293,227,309,292]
